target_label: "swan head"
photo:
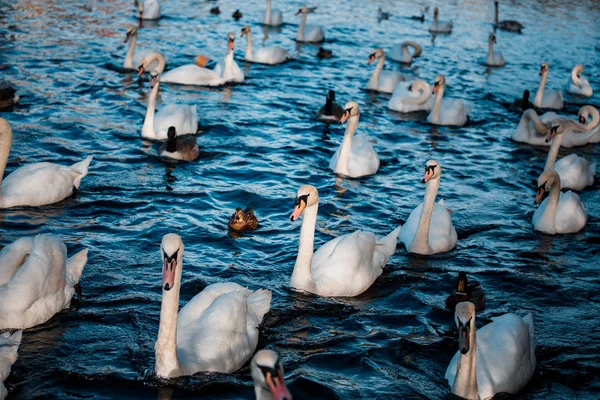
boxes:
[488,33,496,44]
[149,70,160,89]
[296,6,316,15]
[454,302,475,355]
[290,185,319,222]
[432,75,445,94]
[539,62,549,77]
[422,160,442,183]
[572,64,584,78]
[367,49,385,65]
[535,169,559,204]
[125,26,137,43]
[545,121,564,143]
[339,101,359,124]
[241,25,251,37]
[251,350,292,400]
[228,32,235,51]
[161,234,184,292]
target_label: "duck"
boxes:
[485,33,505,67]
[251,350,292,400]
[445,302,536,400]
[0,234,88,330]
[399,160,457,255]
[510,90,534,112]
[0,330,22,400]
[410,6,429,22]
[427,75,471,126]
[387,80,434,113]
[445,272,485,312]
[494,1,523,33]
[123,26,155,71]
[142,72,198,141]
[290,185,400,297]
[329,101,380,178]
[377,7,390,20]
[316,90,344,122]
[264,0,282,26]
[566,64,593,97]
[366,49,405,93]
[317,47,333,58]
[210,6,220,15]
[232,9,243,20]
[136,0,160,20]
[158,127,199,161]
[543,122,595,191]
[228,207,259,231]
[428,7,452,34]
[241,25,291,65]
[155,234,271,377]
[295,6,324,43]
[388,41,422,65]
[533,62,564,110]
[0,118,93,208]
[533,168,587,235]
[0,81,18,109]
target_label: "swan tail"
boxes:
[0,330,22,364]
[589,161,597,177]
[377,225,402,257]
[247,289,272,324]
[523,313,536,365]
[439,198,453,213]
[70,155,93,189]
[66,248,88,286]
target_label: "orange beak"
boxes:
[339,111,349,124]
[229,40,235,51]
[266,371,292,400]
[162,256,177,291]
[534,187,545,204]
[432,83,439,94]
[290,202,306,222]
[137,66,145,77]
[423,169,434,182]
[367,55,375,65]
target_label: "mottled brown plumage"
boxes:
[228,207,258,231]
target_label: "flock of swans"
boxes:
[0,0,599,399]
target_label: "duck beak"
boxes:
[266,370,292,400]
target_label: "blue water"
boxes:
[1,0,600,398]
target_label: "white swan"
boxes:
[289,185,400,297]
[264,0,282,26]
[0,330,22,400]
[485,33,505,67]
[533,169,587,234]
[251,350,292,400]
[566,64,593,97]
[123,26,154,71]
[399,160,457,255]
[155,234,271,377]
[429,7,452,34]
[445,302,536,400]
[544,122,596,191]
[241,25,291,65]
[494,1,524,33]
[366,49,405,93]
[388,41,422,65]
[329,101,379,178]
[0,118,93,208]
[533,62,564,110]
[141,71,198,140]
[0,235,87,330]
[295,6,324,43]
[387,80,434,113]
[427,75,471,126]
[137,0,160,20]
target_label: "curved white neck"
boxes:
[452,318,478,399]
[430,85,445,122]
[222,49,235,79]
[544,134,564,170]
[143,53,166,74]
[124,33,138,69]
[142,82,159,138]
[521,109,549,135]
[290,203,318,292]
[410,178,440,253]
[0,124,12,200]
[155,261,183,378]
[367,55,385,89]
[487,40,494,63]
[534,71,548,107]
[539,177,561,227]
[264,0,272,25]
[244,32,253,60]
[335,114,359,175]
[571,69,582,88]
[401,44,411,59]
[297,12,308,41]
[581,106,600,130]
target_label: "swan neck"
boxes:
[142,82,159,138]
[245,31,253,60]
[411,178,440,253]
[368,55,385,88]
[571,69,581,87]
[297,12,308,40]
[223,50,235,78]
[534,72,548,107]
[125,32,137,68]
[527,110,549,135]
[255,385,273,400]
[291,203,318,292]
[335,115,359,175]
[488,39,494,59]
[265,0,272,24]
[0,123,12,199]
[452,319,478,399]
[544,134,563,170]
[431,85,445,119]
[543,178,561,221]
[155,261,182,378]
[402,43,410,59]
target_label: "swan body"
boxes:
[544,122,596,191]
[158,127,199,161]
[0,330,22,400]
[429,7,452,33]
[388,80,434,113]
[329,101,379,178]
[399,160,457,255]
[142,72,198,140]
[533,62,564,110]
[316,90,344,122]
[0,235,88,330]
[264,0,282,26]
[251,350,293,400]
[0,118,93,209]
[155,234,271,378]
[445,302,536,400]
[367,49,405,93]
[566,64,593,97]
[295,6,324,43]
[137,0,160,20]
[485,33,505,67]
[494,1,523,32]
[388,41,422,64]
[427,75,471,126]
[533,169,587,235]
[289,185,400,297]
[241,26,291,65]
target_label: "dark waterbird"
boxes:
[316,90,344,122]
[445,272,486,312]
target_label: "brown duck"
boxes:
[228,207,258,231]
[445,272,485,311]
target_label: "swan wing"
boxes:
[304,25,325,42]
[0,237,34,286]
[253,46,291,65]
[554,191,587,233]
[378,71,405,93]
[438,99,470,126]
[399,202,456,253]
[154,104,198,136]
[161,64,222,86]
[556,154,595,190]
[347,135,380,177]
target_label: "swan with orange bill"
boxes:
[251,350,293,400]
[366,49,405,93]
